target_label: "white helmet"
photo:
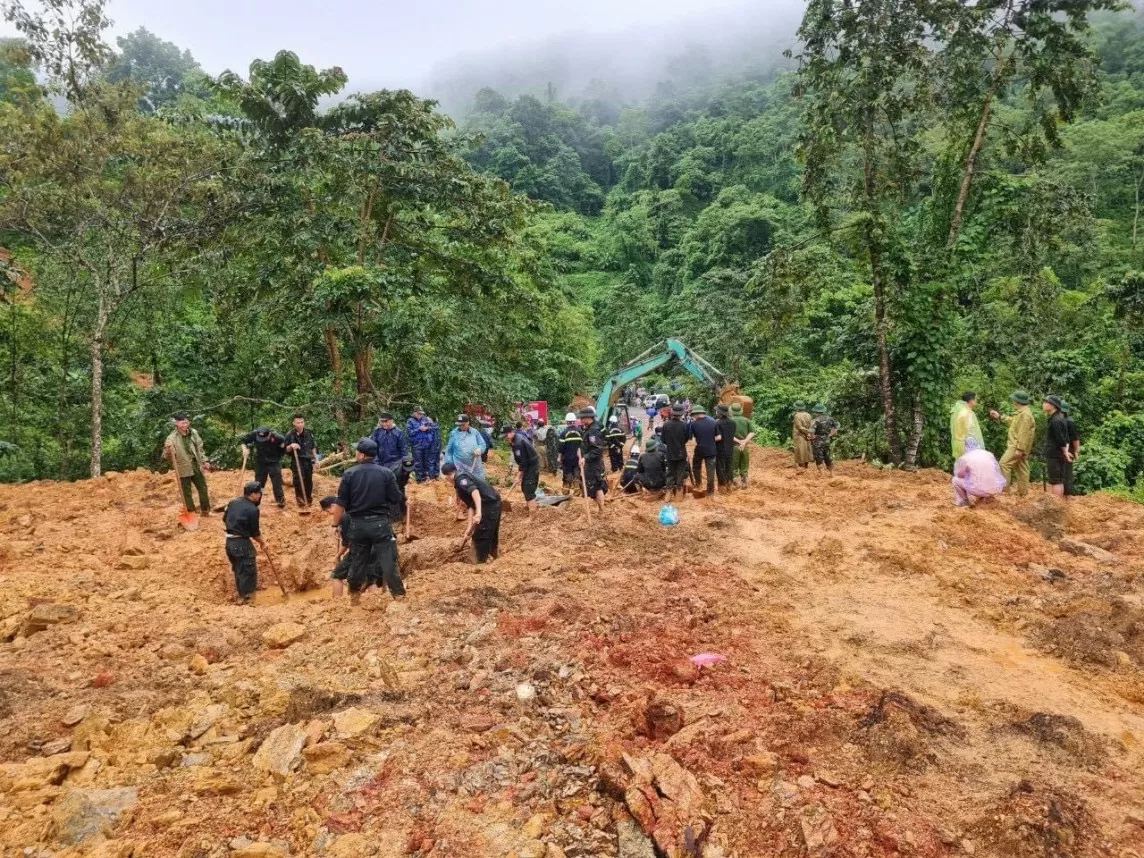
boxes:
[609,415,618,423]
[565,412,577,423]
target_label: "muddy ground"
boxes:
[1,450,1143,858]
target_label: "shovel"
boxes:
[578,460,592,524]
[213,448,250,513]
[501,483,518,514]
[292,449,313,515]
[167,446,199,531]
[404,497,420,543]
[452,527,473,560]
[260,544,289,598]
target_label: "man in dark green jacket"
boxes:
[165,412,212,515]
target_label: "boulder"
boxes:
[50,787,138,846]
[116,555,150,571]
[252,724,307,777]
[617,814,656,858]
[332,706,380,738]
[262,622,306,648]
[24,603,79,635]
[302,742,351,774]
[799,803,839,856]
[1059,538,1116,564]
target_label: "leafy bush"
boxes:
[1073,441,1131,494]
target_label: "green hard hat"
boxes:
[644,438,658,451]
[691,404,707,416]
[1059,399,1072,414]
[812,403,827,414]
[794,400,807,411]
[1010,389,1031,405]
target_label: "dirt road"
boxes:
[1,450,1142,857]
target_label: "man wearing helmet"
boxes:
[558,412,583,492]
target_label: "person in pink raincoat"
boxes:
[952,436,1007,507]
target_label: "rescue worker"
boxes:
[476,420,494,465]
[792,401,813,469]
[164,412,212,515]
[636,437,667,493]
[444,414,488,478]
[534,420,550,473]
[810,404,840,473]
[558,412,583,492]
[731,402,756,486]
[715,404,737,491]
[283,413,318,508]
[240,426,287,509]
[579,406,608,514]
[662,403,691,500]
[620,445,641,494]
[407,406,439,483]
[222,481,267,605]
[1043,395,1073,500]
[988,390,1036,497]
[371,412,409,473]
[1061,400,1080,496]
[443,462,502,563]
[504,424,540,516]
[319,496,350,598]
[950,392,984,459]
[544,418,561,475]
[688,404,719,496]
[332,438,406,605]
[604,416,627,473]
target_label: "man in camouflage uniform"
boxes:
[989,390,1036,497]
[810,403,840,474]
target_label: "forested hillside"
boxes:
[1,0,1143,499]
[456,5,1144,497]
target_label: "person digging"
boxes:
[443,462,502,564]
[222,481,269,606]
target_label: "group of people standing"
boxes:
[949,389,1081,504]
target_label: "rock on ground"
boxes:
[50,786,138,846]
[251,724,307,777]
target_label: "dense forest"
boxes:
[1,0,1142,500]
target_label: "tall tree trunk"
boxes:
[322,326,348,443]
[1133,175,1140,252]
[947,87,996,250]
[89,304,108,478]
[353,345,375,418]
[904,399,925,468]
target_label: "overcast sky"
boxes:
[68,0,756,90]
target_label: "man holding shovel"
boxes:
[283,413,318,509]
[222,481,267,605]
[165,412,212,516]
[579,406,608,515]
[443,462,502,563]
[240,427,288,509]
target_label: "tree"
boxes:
[106,27,203,113]
[0,38,38,104]
[1,0,111,102]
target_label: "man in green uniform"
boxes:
[730,402,755,486]
[950,392,984,459]
[164,412,212,515]
[792,401,813,469]
[989,390,1036,497]
[810,404,840,473]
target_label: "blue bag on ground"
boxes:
[659,504,680,526]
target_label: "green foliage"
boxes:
[105,27,203,112]
[1073,440,1131,494]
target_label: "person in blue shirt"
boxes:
[406,406,439,483]
[370,412,409,473]
[444,414,488,478]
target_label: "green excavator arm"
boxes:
[594,338,729,423]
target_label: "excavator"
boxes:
[585,338,753,428]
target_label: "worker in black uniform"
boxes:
[283,413,318,508]
[319,495,351,598]
[504,425,541,516]
[688,405,720,497]
[662,403,691,500]
[222,481,268,605]
[332,438,406,604]
[442,462,502,563]
[240,426,288,509]
[636,437,667,493]
[558,412,583,492]
[604,416,627,473]
[714,404,738,493]
[620,445,641,494]
[579,406,608,514]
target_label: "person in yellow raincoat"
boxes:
[950,392,984,459]
[792,401,813,468]
[989,390,1036,497]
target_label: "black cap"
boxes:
[172,412,189,422]
[318,495,341,510]
[255,426,271,436]
[413,405,424,413]
[1043,395,1064,412]
[244,481,264,495]
[671,404,685,416]
[356,437,379,456]
[457,414,470,424]
[441,462,458,475]
[378,412,393,421]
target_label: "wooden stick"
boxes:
[579,459,592,524]
[260,545,289,597]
